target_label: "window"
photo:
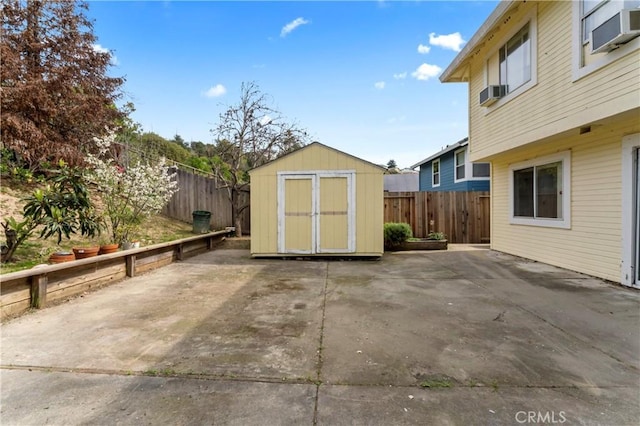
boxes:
[453,148,490,182]
[509,152,571,229]
[499,24,531,94]
[483,8,537,110]
[472,163,491,178]
[573,0,640,80]
[432,159,440,187]
[455,149,465,181]
[582,1,640,43]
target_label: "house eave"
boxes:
[440,0,517,83]
[410,138,469,169]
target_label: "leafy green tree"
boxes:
[386,159,399,174]
[171,134,188,150]
[211,82,310,236]
[128,132,191,165]
[186,156,213,174]
[1,161,102,263]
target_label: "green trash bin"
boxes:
[192,210,211,234]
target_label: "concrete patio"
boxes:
[1,246,639,425]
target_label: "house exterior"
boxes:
[249,142,384,257]
[411,138,490,191]
[440,0,640,287]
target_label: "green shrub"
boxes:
[427,231,447,240]
[383,222,413,248]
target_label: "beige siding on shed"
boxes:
[490,115,639,282]
[468,1,640,162]
[250,143,383,256]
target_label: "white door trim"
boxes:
[277,174,316,254]
[621,133,640,288]
[316,172,356,254]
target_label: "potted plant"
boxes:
[1,161,102,264]
[98,239,120,255]
[72,244,100,259]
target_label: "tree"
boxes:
[86,133,179,245]
[1,0,125,171]
[170,134,188,150]
[386,159,399,174]
[1,161,102,263]
[211,82,309,236]
[135,132,191,164]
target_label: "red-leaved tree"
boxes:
[1,0,125,170]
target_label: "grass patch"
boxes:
[420,379,452,388]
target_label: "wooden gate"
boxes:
[384,191,490,243]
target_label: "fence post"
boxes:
[30,274,48,309]
[126,255,136,277]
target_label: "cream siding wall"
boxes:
[491,115,639,282]
[468,1,640,162]
[249,144,383,256]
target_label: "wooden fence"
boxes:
[162,168,250,233]
[384,191,490,243]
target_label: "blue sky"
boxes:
[88,0,498,168]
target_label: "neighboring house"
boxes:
[383,171,419,192]
[411,138,490,191]
[440,1,640,287]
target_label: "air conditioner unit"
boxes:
[479,85,504,107]
[590,8,640,54]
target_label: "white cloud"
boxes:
[429,32,466,52]
[411,63,442,81]
[280,17,310,37]
[203,84,227,98]
[393,72,407,80]
[93,44,118,65]
[417,44,431,54]
[259,115,273,126]
[92,44,109,54]
[374,81,385,90]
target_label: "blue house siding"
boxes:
[417,149,490,192]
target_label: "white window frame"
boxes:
[470,162,491,180]
[508,151,571,229]
[572,0,640,81]
[483,7,538,112]
[453,147,491,183]
[432,159,440,187]
[454,148,466,183]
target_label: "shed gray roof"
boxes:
[410,137,469,169]
[383,173,419,192]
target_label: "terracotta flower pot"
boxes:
[72,246,100,259]
[99,243,120,255]
[49,252,75,264]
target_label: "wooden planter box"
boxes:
[387,239,448,251]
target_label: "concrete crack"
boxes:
[312,262,330,425]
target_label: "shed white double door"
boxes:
[277,171,355,254]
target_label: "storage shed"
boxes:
[249,142,385,257]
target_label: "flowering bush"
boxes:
[87,133,179,244]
